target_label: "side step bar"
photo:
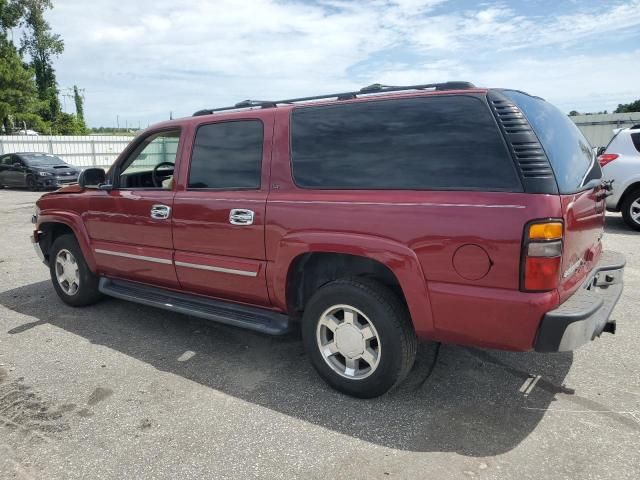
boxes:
[98,278,290,335]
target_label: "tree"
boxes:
[0,31,45,133]
[19,0,63,99]
[614,99,640,114]
[569,110,580,116]
[0,0,87,134]
[73,85,84,122]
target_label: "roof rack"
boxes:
[193,81,476,116]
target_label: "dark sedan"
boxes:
[0,152,80,190]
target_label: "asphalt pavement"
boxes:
[0,189,638,479]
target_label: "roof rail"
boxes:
[193,81,476,116]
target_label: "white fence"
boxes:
[0,135,134,168]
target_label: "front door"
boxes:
[6,156,26,186]
[84,129,182,288]
[172,116,273,306]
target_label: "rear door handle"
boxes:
[150,204,171,220]
[229,209,255,225]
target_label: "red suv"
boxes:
[31,82,625,398]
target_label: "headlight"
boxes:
[38,171,52,176]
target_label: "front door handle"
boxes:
[150,204,171,220]
[229,209,255,225]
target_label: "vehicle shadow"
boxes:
[0,281,575,456]
[605,214,636,236]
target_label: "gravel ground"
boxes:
[0,189,638,480]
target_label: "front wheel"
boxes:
[301,277,417,398]
[26,176,38,191]
[49,234,103,306]
[621,187,640,231]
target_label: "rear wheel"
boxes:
[621,187,640,231]
[301,277,416,398]
[49,234,103,306]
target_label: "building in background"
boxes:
[571,113,640,148]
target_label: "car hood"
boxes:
[31,165,78,174]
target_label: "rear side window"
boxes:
[290,95,521,191]
[501,90,601,193]
[188,120,263,189]
[631,133,640,153]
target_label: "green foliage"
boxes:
[0,0,86,134]
[90,127,138,135]
[73,85,84,121]
[0,40,42,132]
[614,100,640,114]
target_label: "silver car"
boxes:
[600,125,640,230]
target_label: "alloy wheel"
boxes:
[316,304,381,380]
[55,249,80,296]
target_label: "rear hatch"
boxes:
[502,90,606,301]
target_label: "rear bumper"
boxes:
[535,251,625,352]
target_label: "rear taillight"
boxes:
[598,153,619,167]
[521,220,563,292]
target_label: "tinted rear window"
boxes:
[290,95,521,191]
[501,90,600,193]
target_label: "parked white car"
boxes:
[599,124,640,230]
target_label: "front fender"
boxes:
[36,211,96,272]
[269,231,435,337]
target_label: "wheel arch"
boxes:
[617,180,640,210]
[269,232,435,337]
[37,213,96,272]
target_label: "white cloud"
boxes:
[45,0,640,126]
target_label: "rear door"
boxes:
[172,114,273,306]
[502,91,605,300]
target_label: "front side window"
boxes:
[188,120,263,189]
[290,95,520,191]
[118,130,180,189]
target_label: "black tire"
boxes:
[49,234,103,307]
[301,277,417,398]
[26,176,37,191]
[621,187,640,232]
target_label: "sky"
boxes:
[41,0,640,128]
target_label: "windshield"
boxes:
[500,90,601,193]
[21,154,67,166]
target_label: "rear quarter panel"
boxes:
[267,108,563,350]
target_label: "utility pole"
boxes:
[116,115,119,130]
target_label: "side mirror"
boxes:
[596,146,606,157]
[13,162,22,168]
[78,168,107,189]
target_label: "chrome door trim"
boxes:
[94,248,173,265]
[174,261,258,277]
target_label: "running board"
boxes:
[98,278,290,335]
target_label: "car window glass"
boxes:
[290,95,520,191]
[119,130,180,189]
[631,133,640,153]
[188,120,263,189]
[501,90,600,193]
